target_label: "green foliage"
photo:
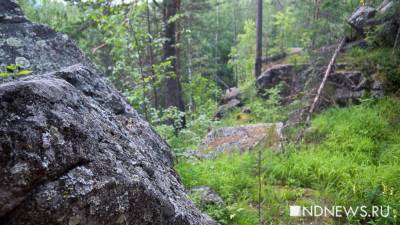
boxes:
[345,47,400,92]
[176,152,258,225]
[177,98,400,224]
[20,0,82,33]
[228,20,256,84]
[266,97,400,224]
[0,64,32,78]
[272,7,297,53]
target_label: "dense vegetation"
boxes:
[177,97,400,225]
[18,0,399,224]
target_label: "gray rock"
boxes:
[214,98,242,119]
[198,123,283,159]
[0,1,215,225]
[256,62,382,109]
[256,63,309,98]
[15,57,30,69]
[347,6,377,34]
[0,2,95,77]
[220,87,241,104]
[189,186,223,206]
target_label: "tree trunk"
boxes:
[162,0,186,127]
[146,0,159,110]
[296,37,346,143]
[255,0,263,78]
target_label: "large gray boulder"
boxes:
[0,1,215,225]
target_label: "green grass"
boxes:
[176,97,400,225]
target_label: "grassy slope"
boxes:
[176,97,400,225]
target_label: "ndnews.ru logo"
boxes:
[290,205,391,218]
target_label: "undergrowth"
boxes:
[176,97,400,225]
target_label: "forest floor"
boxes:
[173,48,400,225]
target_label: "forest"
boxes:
[0,0,400,224]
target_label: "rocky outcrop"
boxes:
[198,123,283,159]
[347,1,399,45]
[323,70,369,106]
[256,61,383,109]
[256,64,309,99]
[0,1,215,225]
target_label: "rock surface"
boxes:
[256,64,309,97]
[0,1,215,225]
[189,186,223,207]
[198,123,283,159]
[347,1,399,45]
[214,98,242,120]
[220,87,241,104]
[347,6,377,34]
[256,62,383,109]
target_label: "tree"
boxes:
[162,0,186,128]
[255,0,263,78]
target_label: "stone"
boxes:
[0,1,215,225]
[256,64,309,98]
[214,98,242,119]
[347,6,377,34]
[15,57,30,69]
[189,186,223,206]
[220,87,241,104]
[198,123,283,159]
[6,37,23,47]
[323,71,370,106]
[256,61,381,109]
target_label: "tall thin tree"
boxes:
[255,0,263,78]
[162,0,186,128]
[146,0,159,110]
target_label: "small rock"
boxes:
[220,87,241,104]
[214,98,242,119]
[6,37,23,47]
[15,57,30,69]
[190,186,223,206]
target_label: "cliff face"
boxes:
[0,1,215,225]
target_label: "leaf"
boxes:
[17,70,33,76]
[144,76,152,83]
[6,64,17,72]
[0,72,10,78]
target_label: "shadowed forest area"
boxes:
[1,0,399,224]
